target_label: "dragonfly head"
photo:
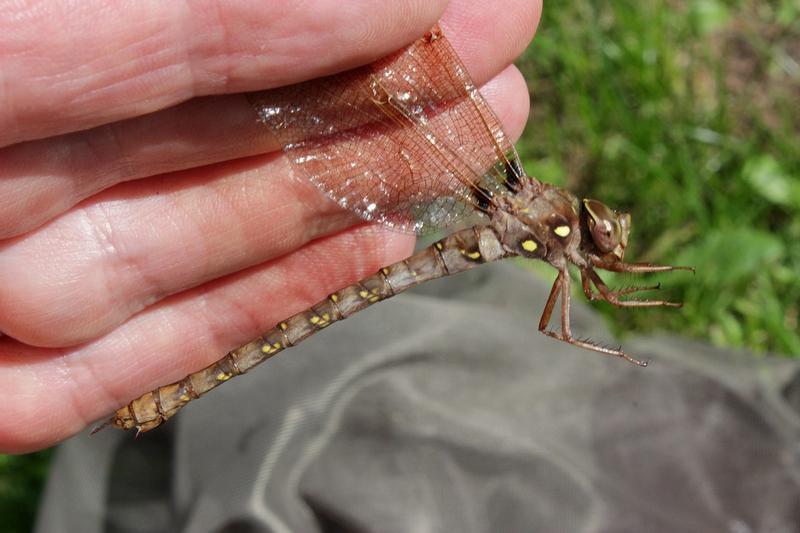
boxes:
[581,199,631,261]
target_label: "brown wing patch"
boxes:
[248,25,523,234]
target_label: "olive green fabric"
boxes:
[35,263,800,533]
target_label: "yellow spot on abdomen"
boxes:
[435,242,444,250]
[466,251,481,260]
[279,322,288,331]
[262,342,282,355]
[554,225,571,237]
[329,294,339,303]
[359,290,369,298]
[311,313,331,328]
[216,372,231,382]
[521,240,538,253]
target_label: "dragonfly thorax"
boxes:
[490,181,583,269]
[489,180,635,273]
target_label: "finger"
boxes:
[482,66,530,144]
[0,224,415,453]
[0,95,272,239]
[0,0,541,239]
[0,153,354,347]
[0,0,448,146]
[0,65,531,348]
[441,0,541,83]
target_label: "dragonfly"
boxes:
[96,25,691,435]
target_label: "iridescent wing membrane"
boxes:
[248,26,524,234]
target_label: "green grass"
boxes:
[516,0,800,356]
[0,450,52,533]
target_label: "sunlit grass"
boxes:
[516,0,800,356]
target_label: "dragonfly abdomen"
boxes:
[104,225,511,433]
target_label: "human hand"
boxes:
[0,0,539,452]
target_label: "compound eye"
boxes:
[583,199,622,253]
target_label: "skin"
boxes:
[0,0,541,453]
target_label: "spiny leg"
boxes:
[538,270,647,366]
[591,257,695,275]
[584,268,682,308]
[580,269,661,302]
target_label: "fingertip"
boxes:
[0,343,83,452]
[481,65,531,143]
[441,0,542,83]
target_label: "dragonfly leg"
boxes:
[580,269,595,300]
[612,282,662,296]
[537,269,564,333]
[539,270,647,366]
[580,270,661,302]
[591,257,695,275]
[584,268,682,308]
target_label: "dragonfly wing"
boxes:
[249,26,524,234]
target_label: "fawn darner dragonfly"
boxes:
[97,25,691,434]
